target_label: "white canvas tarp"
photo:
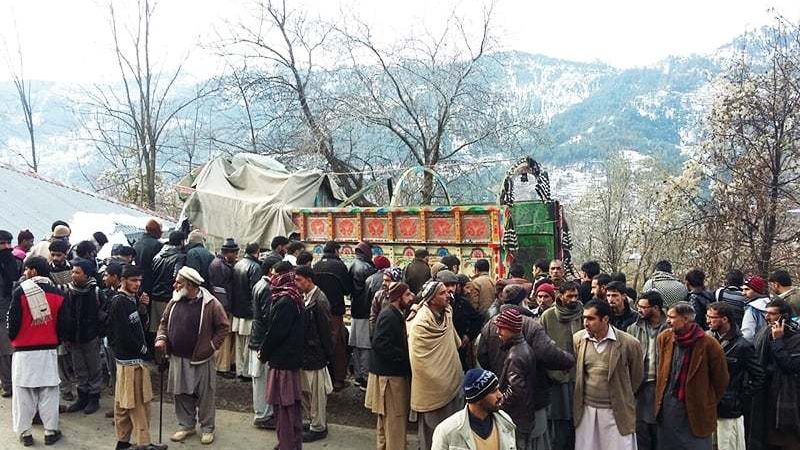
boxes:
[181,154,342,248]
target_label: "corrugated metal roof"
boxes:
[0,164,175,241]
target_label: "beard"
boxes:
[172,287,189,301]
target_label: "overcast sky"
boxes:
[0,0,798,82]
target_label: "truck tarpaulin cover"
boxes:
[180,154,343,247]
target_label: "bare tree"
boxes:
[83,0,211,209]
[2,30,37,172]
[340,4,537,203]
[220,0,365,199]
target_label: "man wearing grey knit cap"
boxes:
[432,368,516,450]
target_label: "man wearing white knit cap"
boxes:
[156,266,230,445]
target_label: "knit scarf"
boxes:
[20,276,53,325]
[674,321,705,401]
[270,272,303,312]
[554,300,583,324]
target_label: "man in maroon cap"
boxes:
[495,308,539,449]
[741,275,770,343]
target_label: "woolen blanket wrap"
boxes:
[407,304,463,412]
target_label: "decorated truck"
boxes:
[291,157,574,278]
[179,154,573,278]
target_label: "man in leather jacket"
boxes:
[312,241,352,390]
[348,242,376,390]
[231,242,263,379]
[248,257,277,428]
[149,231,186,336]
[707,301,764,450]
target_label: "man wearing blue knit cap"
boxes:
[431,369,517,450]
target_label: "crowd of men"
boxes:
[1,220,799,450]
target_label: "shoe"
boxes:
[44,430,62,445]
[134,444,168,450]
[66,391,89,413]
[170,428,196,442]
[1,387,11,397]
[201,432,214,444]
[254,416,276,430]
[20,434,33,447]
[115,441,132,449]
[84,393,100,414]
[106,409,115,418]
[237,375,252,382]
[302,429,328,442]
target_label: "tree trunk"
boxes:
[421,168,435,205]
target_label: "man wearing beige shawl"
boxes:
[407,280,465,450]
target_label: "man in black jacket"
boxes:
[63,258,106,415]
[232,242,263,379]
[296,265,334,442]
[707,301,764,450]
[749,299,800,450]
[312,241,352,390]
[349,242,377,390]
[149,231,186,336]
[495,308,538,449]
[440,271,483,371]
[365,282,415,450]
[107,265,165,450]
[403,248,431,295]
[133,219,163,297]
[608,281,638,331]
[258,262,305,450]
[0,230,22,398]
[477,300,575,448]
[209,238,238,377]
[249,256,276,429]
[686,269,715,331]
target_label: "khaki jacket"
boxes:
[655,329,729,438]
[573,327,643,435]
[471,273,496,313]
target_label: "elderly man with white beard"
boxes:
[155,266,230,445]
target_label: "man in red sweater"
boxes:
[8,256,69,446]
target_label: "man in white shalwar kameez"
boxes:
[573,299,643,450]
[8,257,68,446]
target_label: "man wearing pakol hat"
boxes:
[295,265,334,442]
[349,241,378,391]
[208,238,239,377]
[8,256,69,446]
[62,258,107,414]
[48,239,73,291]
[365,282,415,450]
[431,368,516,450]
[185,230,214,285]
[155,266,230,445]
[741,275,770,343]
[107,264,166,450]
[407,280,465,450]
[28,221,71,261]
[0,230,23,398]
[494,308,539,449]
